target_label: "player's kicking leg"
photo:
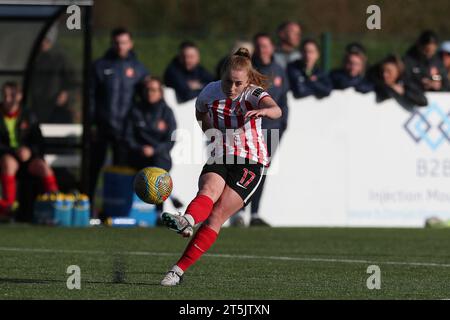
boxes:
[160,172,225,237]
[161,185,243,286]
[160,211,194,237]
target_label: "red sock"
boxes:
[176,224,218,271]
[185,194,214,224]
[1,175,16,207]
[42,174,58,192]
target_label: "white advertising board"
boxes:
[164,88,450,227]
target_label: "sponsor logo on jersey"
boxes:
[252,88,264,98]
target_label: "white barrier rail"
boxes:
[40,124,82,167]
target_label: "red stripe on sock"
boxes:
[177,224,218,271]
[185,194,214,224]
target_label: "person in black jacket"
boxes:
[287,39,332,99]
[29,27,77,124]
[231,33,289,227]
[122,77,178,215]
[123,77,177,171]
[403,30,450,92]
[0,82,59,217]
[439,41,450,88]
[330,46,374,93]
[375,55,428,109]
[89,27,149,204]
[164,41,214,103]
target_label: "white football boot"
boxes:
[161,212,193,237]
[161,265,184,286]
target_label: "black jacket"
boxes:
[29,48,77,123]
[0,107,44,157]
[123,100,177,165]
[330,69,374,93]
[252,56,289,130]
[164,57,214,103]
[90,49,149,138]
[403,46,450,92]
[375,79,428,108]
[287,59,333,99]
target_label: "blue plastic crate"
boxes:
[103,166,157,227]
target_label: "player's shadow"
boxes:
[0,277,161,286]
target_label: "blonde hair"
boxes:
[221,47,269,90]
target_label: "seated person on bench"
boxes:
[0,81,59,217]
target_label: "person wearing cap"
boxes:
[439,41,450,89]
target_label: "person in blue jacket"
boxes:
[330,44,374,93]
[164,41,214,103]
[287,39,332,99]
[89,27,149,203]
[122,76,178,215]
[231,33,289,227]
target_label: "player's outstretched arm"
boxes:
[245,96,282,120]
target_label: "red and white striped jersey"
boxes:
[195,80,271,166]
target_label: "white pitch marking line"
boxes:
[1,247,450,268]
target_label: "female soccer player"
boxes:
[160,48,282,286]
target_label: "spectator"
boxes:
[439,41,450,88]
[274,21,302,69]
[252,33,289,130]
[345,42,366,55]
[0,82,59,217]
[29,25,77,123]
[164,41,214,103]
[123,77,176,173]
[89,27,149,204]
[375,55,428,108]
[232,33,289,227]
[403,30,450,92]
[122,77,177,216]
[330,45,374,93]
[287,39,332,99]
[215,40,254,80]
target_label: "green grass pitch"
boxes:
[0,225,449,299]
